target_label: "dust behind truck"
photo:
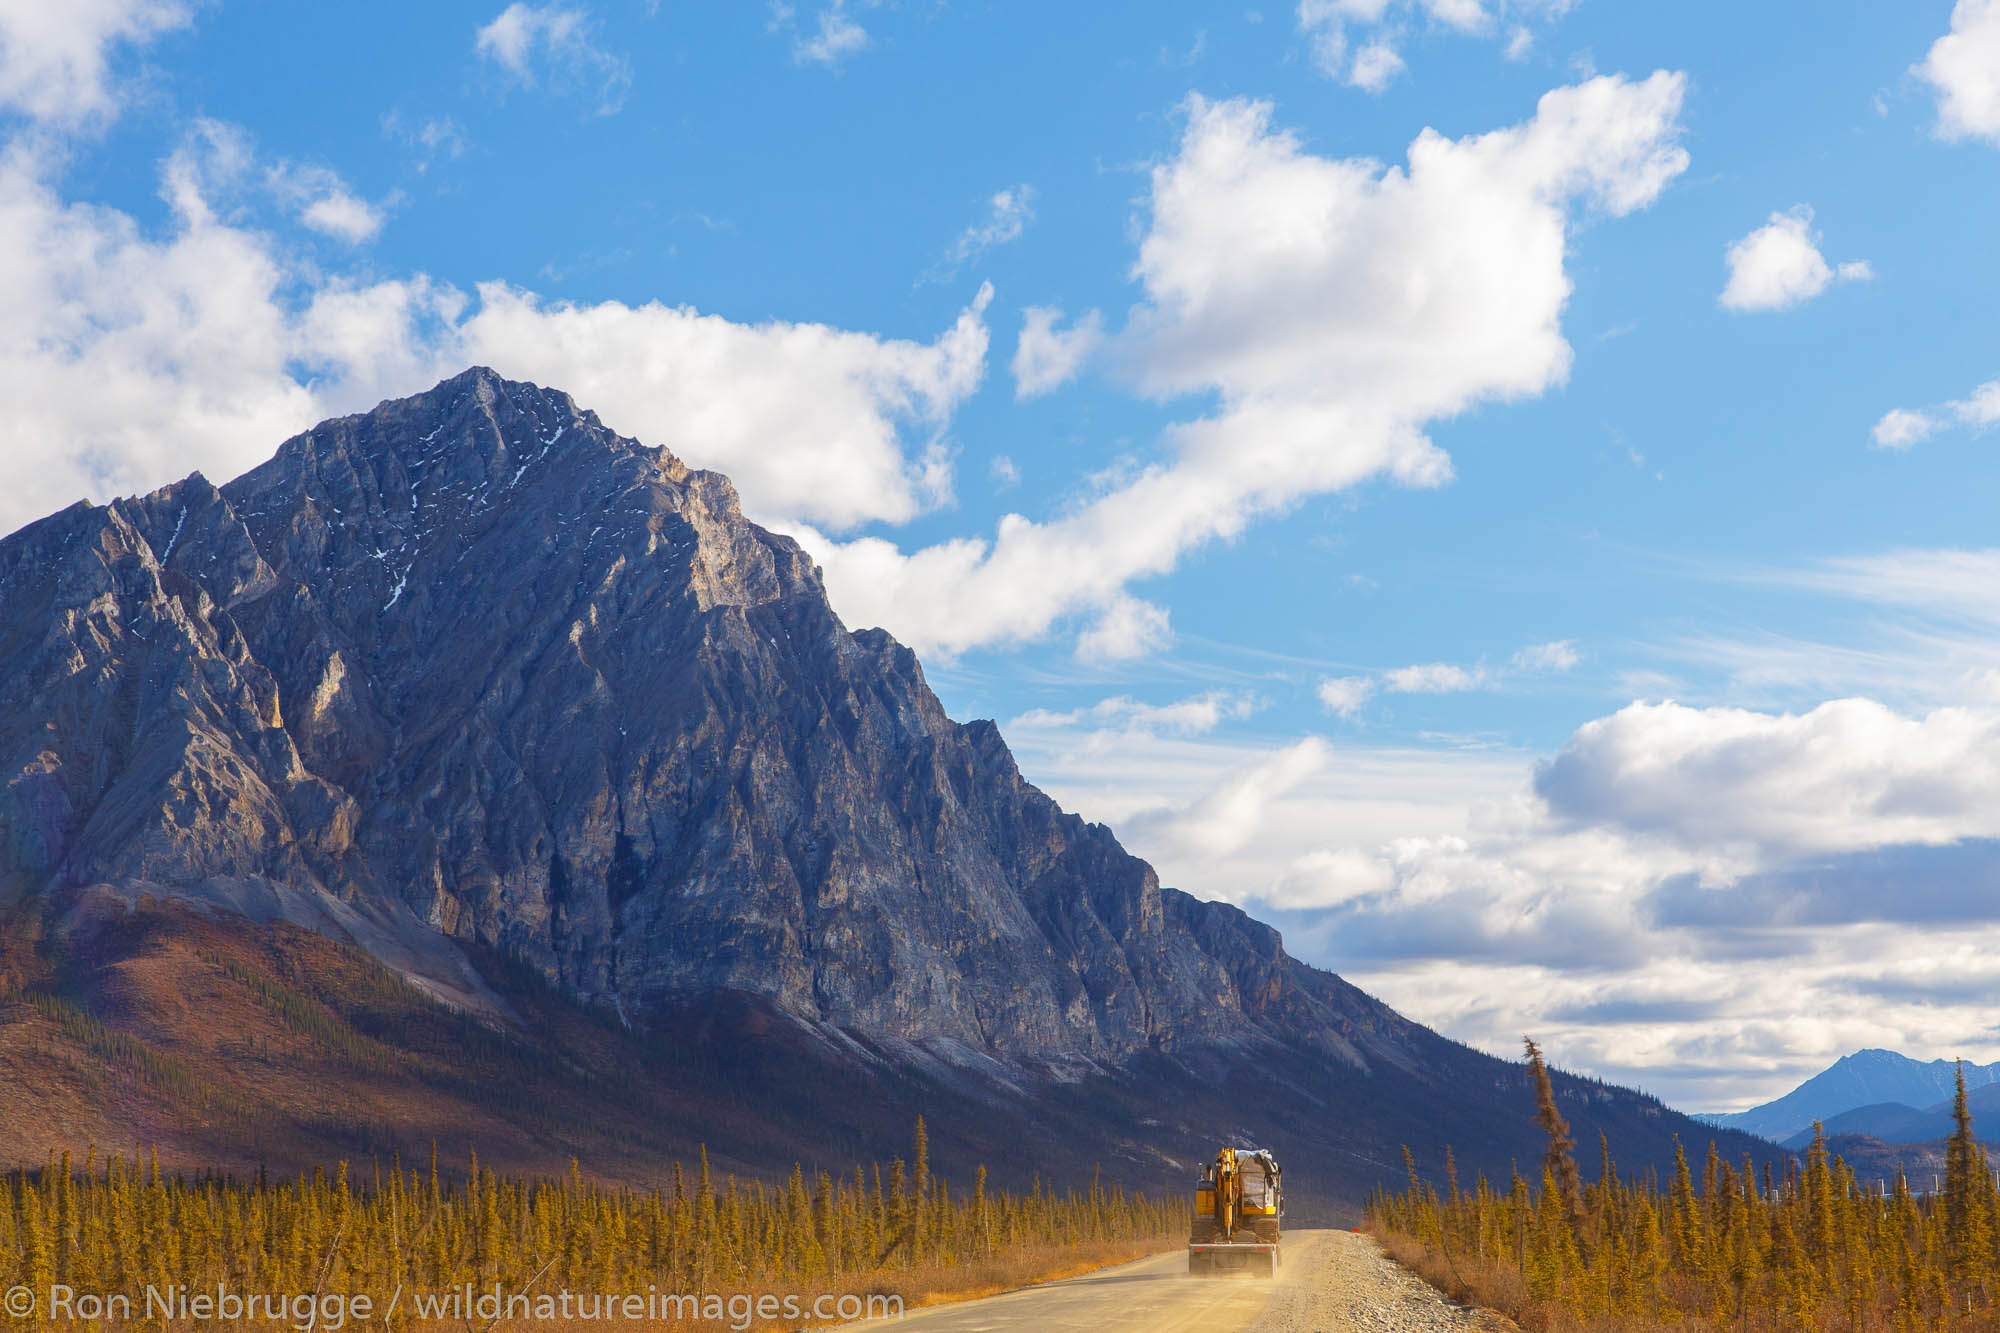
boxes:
[1187,1147,1282,1275]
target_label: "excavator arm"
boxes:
[1187,1147,1281,1276]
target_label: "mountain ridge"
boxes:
[1701,1049,2000,1144]
[0,367,1773,1202]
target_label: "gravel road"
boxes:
[1246,1230,1495,1333]
[832,1228,1495,1333]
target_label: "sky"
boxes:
[2,0,1999,1113]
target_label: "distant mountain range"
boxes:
[0,368,1775,1209]
[1700,1049,2000,1145]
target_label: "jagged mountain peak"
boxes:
[1,369,1373,1071]
[0,369,1777,1201]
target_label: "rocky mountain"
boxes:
[0,368,1774,1207]
[1701,1050,2000,1144]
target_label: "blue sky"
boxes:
[4,0,2000,1111]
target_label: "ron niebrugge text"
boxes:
[5,1283,905,1329]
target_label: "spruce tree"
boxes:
[1525,1037,1582,1217]
[1944,1059,1992,1294]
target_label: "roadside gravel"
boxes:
[1248,1230,1505,1333]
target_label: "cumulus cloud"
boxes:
[1024,689,2000,1107]
[1296,0,1575,92]
[1535,698,2000,857]
[1012,306,1103,398]
[461,281,991,529]
[158,120,391,246]
[1718,207,1871,313]
[475,3,630,113]
[1264,846,1396,909]
[0,137,994,537]
[1347,39,1407,92]
[268,161,389,244]
[790,73,1689,657]
[991,534,2000,1109]
[1652,841,2000,931]
[1873,377,2000,450]
[1966,381,2000,427]
[0,0,189,127]
[1872,408,1940,450]
[1073,593,1172,662]
[1917,0,2000,145]
[1317,675,1377,718]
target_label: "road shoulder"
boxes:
[1247,1230,1503,1333]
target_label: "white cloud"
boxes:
[1872,407,1940,450]
[1385,662,1490,693]
[0,139,414,531]
[0,141,995,538]
[1873,376,2000,450]
[774,2,869,67]
[994,530,2000,1110]
[1781,547,2000,638]
[475,3,630,113]
[1375,641,1573,694]
[1959,380,2000,427]
[1012,306,1103,398]
[0,0,189,127]
[1296,0,1574,91]
[928,185,1034,282]
[1348,39,1406,91]
[299,192,385,245]
[476,2,576,76]
[1535,697,2000,856]
[1718,207,1870,313]
[1017,691,2000,1108]
[988,454,1021,487]
[1073,593,1172,662]
[1264,847,1397,908]
[1512,638,1579,671]
[1128,736,1334,860]
[462,281,992,530]
[1917,0,2000,145]
[791,74,1689,657]
[1010,690,1256,738]
[1317,675,1377,717]
[269,162,388,244]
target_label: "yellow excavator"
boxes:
[1188,1147,1282,1276]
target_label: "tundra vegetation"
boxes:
[1371,1040,2000,1331]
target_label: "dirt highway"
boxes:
[834,1229,1489,1333]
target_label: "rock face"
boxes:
[0,368,1407,1074]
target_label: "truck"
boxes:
[1187,1146,1282,1276]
